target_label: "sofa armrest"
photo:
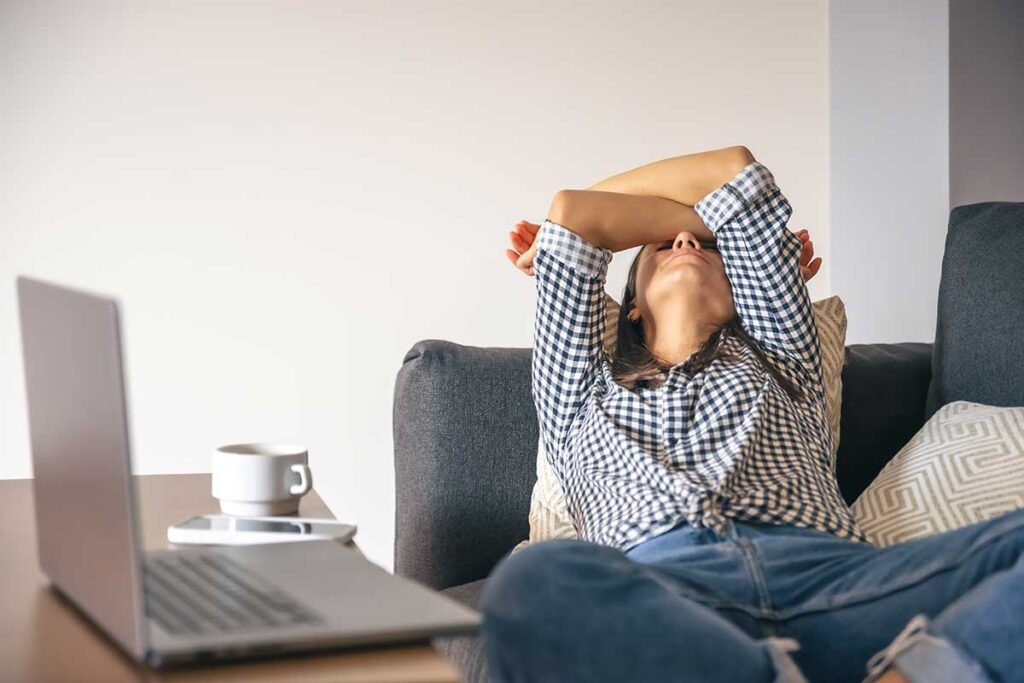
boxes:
[836,342,933,505]
[393,340,537,590]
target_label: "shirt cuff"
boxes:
[693,161,779,233]
[536,219,613,281]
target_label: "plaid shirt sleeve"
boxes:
[532,219,613,463]
[693,161,822,386]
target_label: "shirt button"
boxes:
[667,437,678,446]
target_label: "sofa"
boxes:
[392,201,1024,682]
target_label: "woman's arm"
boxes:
[530,219,612,459]
[547,190,712,253]
[693,161,823,392]
[584,145,755,205]
[548,145,754,252]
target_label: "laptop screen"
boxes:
[17,276,147,660]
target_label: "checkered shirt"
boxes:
[532,161,870,552]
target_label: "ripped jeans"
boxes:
[478,508,1024,682]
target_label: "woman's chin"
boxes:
[660,266,709,286]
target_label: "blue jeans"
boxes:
[479,508,1024,682]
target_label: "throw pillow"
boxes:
[851,400,1024,547]
[511,294,849,555]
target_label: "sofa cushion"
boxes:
[851,400,1024,546]
[835,343,933,504]
[925,202,1024,420]
[431,579,489,683]
[520,295,849,551]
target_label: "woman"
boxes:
[486,145,1023,683]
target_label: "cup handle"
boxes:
[290,463,312,496]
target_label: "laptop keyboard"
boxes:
[144,552,322,635]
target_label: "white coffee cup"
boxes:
[211,442,313,516]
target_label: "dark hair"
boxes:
[610,247,805,403]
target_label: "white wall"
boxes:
[1,0,830,571]
[829,0,950,345]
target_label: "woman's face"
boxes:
[628,231,736,331]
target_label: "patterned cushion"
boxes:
[851,400,1024,547]
[511,294,849,554]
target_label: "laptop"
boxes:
[16,275,481,668]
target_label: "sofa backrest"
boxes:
[925,202,1024,419]
[394,339,933,589]
[393,340,536,589]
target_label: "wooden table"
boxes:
[0,474,462,682]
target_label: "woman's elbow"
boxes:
[547,190,576,227]
[546,190,595,238]
[546,190,609,246]
[728,145,756,167]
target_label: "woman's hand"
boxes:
[795,228,822,282]
[506,219,540,277]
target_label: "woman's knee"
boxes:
[957,507,1024,569]
[479,539,628,626]
[482,539,625,594]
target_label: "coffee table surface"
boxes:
[0,473,461,682]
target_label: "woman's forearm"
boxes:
[585,145,754,206]
[548,189,713,253]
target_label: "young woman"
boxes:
[485,145,1024,683]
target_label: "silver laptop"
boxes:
[16,275,480,668]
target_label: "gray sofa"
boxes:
[392,201,1024,682]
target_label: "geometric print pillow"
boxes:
[851,400,1024,547]
[511,294,850,556]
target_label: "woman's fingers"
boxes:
[507,249,532,275]
[800,239,815,266]
[509,230,530,253]
[798,253,823,280]
[515,222,538,243]
[506,220,540,277]
[517,219,540,236]
[801,257,822,281]
[793,229,820,280]
[510,222,538,252]
[517,242,536,267]
[505,246,535,276]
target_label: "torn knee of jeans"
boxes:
[763,636,809,683]
[862,614,994,683]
